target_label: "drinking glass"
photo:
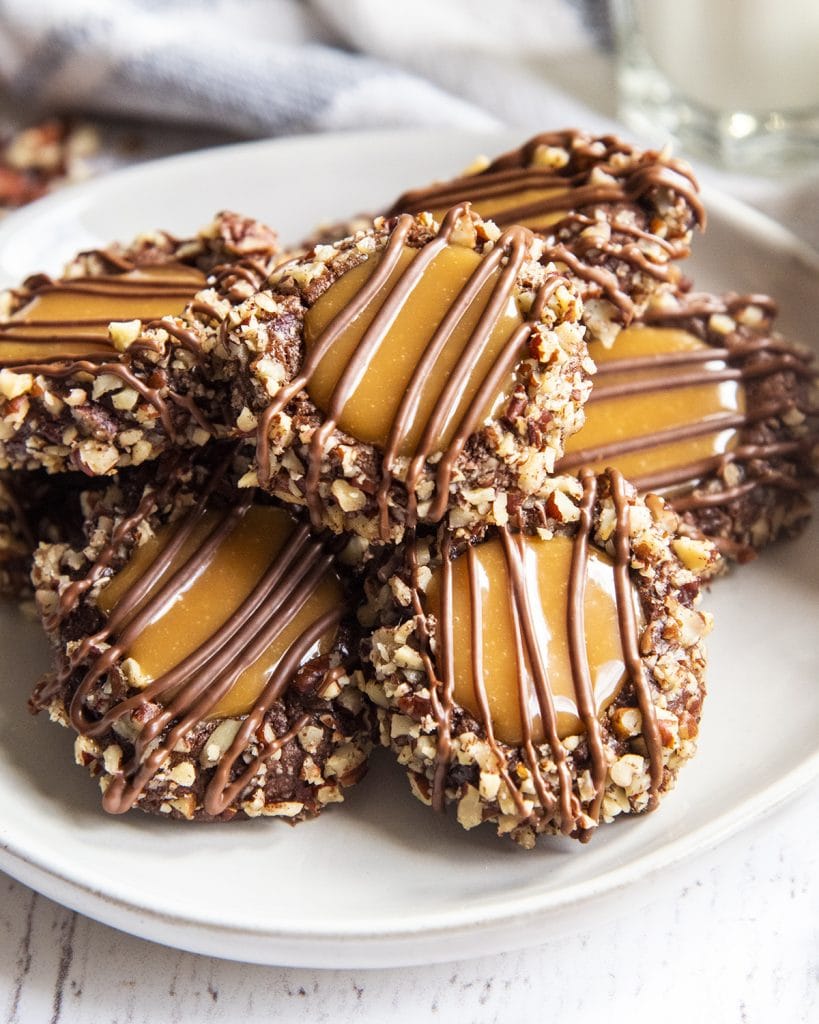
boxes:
[611,0,819,171]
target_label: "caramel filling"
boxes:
[0,263,205,362]
[430,186,569,233]
[303,243,522,454]
[427,534,635,744]
[97,505,343,720]
[562,325,745,483]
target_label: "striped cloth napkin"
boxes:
[1,0,815,249]
[0,0,610,136]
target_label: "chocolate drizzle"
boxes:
[609,471,662,806]
[566,470,608,823]
[0,265,204,362]
[257,204,566,538]
[497,526,579,830]
[393,167,701,232]
[387,129,704,314]
[37,458,347,816]
[414,468,663,837]
[556,297,818,511]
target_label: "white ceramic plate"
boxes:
[0,130,816,969]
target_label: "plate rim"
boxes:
[1,748,815,944]
[0,127,816,965]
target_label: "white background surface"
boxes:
[1,60,818,1024]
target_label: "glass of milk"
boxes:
[611,0,819,171]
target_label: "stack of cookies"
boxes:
[2,130,816,848]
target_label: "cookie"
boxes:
[361,468,716,848]
[0,469,95,600]
[557,292,819,559]
[221,204,591,552]
[386,129,705,345]
[0,211,279,474]
[30,447,373,822]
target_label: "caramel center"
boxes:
[0,263,205,363]
[427,534,634,744]
[303,243,522,454]
[562,325,745,485]
[97,505,343,720]
[431,186,568,233]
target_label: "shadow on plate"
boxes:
[0,605,105,820]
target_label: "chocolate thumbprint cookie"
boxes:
[0,212,280,475]
[223,205,592,552]
[30,448,373,822]
[557,292,819,560]
[361,468,716,848]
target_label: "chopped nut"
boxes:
[331,478,367,512]
[611,706,642,739]
[74,733,102,767]
[390,714,419,739]
[63,388,87,407]
[236,406,258,433]
[111,387,139,411]
[456,784,483,830]
[325,742,367,781]
[261,801,305,818]
[672,535,714,573]
[129,439,154,465]
[298,724,325,754]
[76,440,119,475]
[300,754,324,785]
[393,645,425,672]
[461,153,490,175]
[120,657,151,690]
[610,753,645,789]
[707,313,735,335]
[479,770,501,801]
[169,794,196,820]
[447,212,478,249]
[316,784,343,805]
[108,319,142,351]
[167,760,196,787]
[102,744,123,775]
[199,718,242,766]
[0,369,33,400]
[531,144,569,169]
